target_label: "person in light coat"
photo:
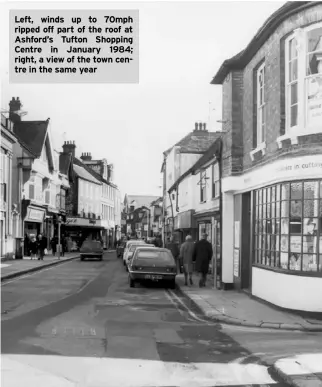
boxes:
[179,235,195,286]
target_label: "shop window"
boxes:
[254,180,322,274]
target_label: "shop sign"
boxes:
[144,224,148,231]
[65,217,101,227]
[307,75,322,127]
[175,210,195,229]
[27,208,45,222]
[223,155,322,193]
[233,249,240,277]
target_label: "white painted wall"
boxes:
[222,192,234,284]
[194,162,219,213]
[252,267,322,312]
[179,153,201,177]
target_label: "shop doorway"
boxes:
[240,192,252,290]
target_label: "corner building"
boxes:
[212,2,322,312]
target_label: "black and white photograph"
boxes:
[1,0,322,386]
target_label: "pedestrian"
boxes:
[193,233,213,288]
[165,236,180,273]
[50,236,57,256]
[29,235,38,259]
[37,233,46,260]
[179,235,195,286]
[24,233,30,256]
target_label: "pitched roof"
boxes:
[168,136,223,193]
[73,164,101,184]
[59,153,73,182]
[127,195,159,208]
[211,1,316,84]
[13,119,49,157]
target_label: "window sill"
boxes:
[276,128,322,149]
[250,142,267,161]
[253,263,322,278]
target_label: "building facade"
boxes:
[8,98,70,255]
[161,122,221,244]
[0,114,16,259]
[212,2,322,311]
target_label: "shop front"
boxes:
[23,205,46,256]
[224,154,322,312]
[173,210,197,245]
[63,216,104,251]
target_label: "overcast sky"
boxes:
[1,1,284,198]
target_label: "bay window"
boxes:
[283,23,322,142]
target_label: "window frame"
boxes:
[283,22,322,141]
[256,62,266,146]
[199,170,207,203]
[211,163,220,199]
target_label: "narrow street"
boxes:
[2,252,321,387]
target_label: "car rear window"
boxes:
[82,241,101,248]
[135,250,173,262]
[130,244,146,252]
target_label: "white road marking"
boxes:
[0,263,12,268]
[1,354,278,387]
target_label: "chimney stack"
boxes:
[9,97,22,123]
[80,152,92,162]
[193,122,208,133]
[62,141,76,158]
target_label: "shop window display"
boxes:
[254,180,322,273]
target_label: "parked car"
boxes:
[128,247,177,289]
[116,240,127,258]
[125,243,154,270]
[80,240,103,261]
[123,240,146,266]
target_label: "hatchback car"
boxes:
[123,240,146,266]
[80,240,103,261]
[128,247,177,289]
[125,243,154,270]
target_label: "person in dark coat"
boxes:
[50,236,57,256]
[29,235,38,259]
[37,234,47,260]
[165,236,180,273]
[193,233,213,288]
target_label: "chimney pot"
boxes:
[199,122,202,131]
[195,122,198,131]
[203,123,206,131]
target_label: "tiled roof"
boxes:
[127,195,159,208]
[73,164,101,184]
[176,131,221,153]
[13,119,49,157]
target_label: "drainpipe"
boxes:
[215,138,223,289]
[168,191,175,236]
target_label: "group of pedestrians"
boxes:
[24,233,48,260]
[166,233,213,288]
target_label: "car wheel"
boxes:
[129,276,135,288]
[80,256,84,261]
[169,279,176,290]
[123,260,126,266]
[99,255,103,261]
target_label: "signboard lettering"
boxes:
[29,209,44,221]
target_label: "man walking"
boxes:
[165,236,180,273]
[194,233,213,287]
[179,235,195,286]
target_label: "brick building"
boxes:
[211,2,322,312]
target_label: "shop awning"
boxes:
[64,216,104,229]
[174,210,197,230]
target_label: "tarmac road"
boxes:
[1,252,311,387]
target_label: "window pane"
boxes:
[290,200,302,217]
[276,251,280,267]
[275,235,280,251]
[291,182,302,199]
[290,59,298,81]
[263,189,266,204]
[281,183,290,200]
[304,181,319,200]
[291,82,298,104]
[258,189,262,205]
[271,186,276,202]
[276,201,280,217]
[290,235,302,253]
[289,253,301,271]
[303,217,318,235]
[276,219,281,235]
[280,252,288,269]
[303,254,318,272]
[267,187,271,204]
[289,38,298,60]
[281,201,289,217]
[319,200,322,216]
[281,235,289,252]
[276,184,281,201]
[291,104,298,127]
[271,202,275,218]
[307,27,322,53]
[304,200,319,217]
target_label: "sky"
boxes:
[1,0,285,199]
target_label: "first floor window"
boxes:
[199,170,207,202]
[257,62,266,144]
[254,180,322,273]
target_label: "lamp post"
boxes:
[57,215,62,260]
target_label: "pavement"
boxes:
[1,252,322,386]
[175,274,322,332]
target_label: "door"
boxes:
[241,192,252,290]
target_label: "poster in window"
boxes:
[307,74,322,127]
[233,249,239,277]
[290,235,301,253]
[234,221,240,249]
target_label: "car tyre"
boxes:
[129,276,135,288]
[99,255,103,261]
[80,256,84,261]
[169,279,176,290]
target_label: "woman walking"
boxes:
[37,234,47,260]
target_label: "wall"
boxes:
[194,162,220,213]
[179,153,202,177]
[242,4,322,171]
[222,192,234,285]
[78,179,101,217]
[252,266,322,312]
